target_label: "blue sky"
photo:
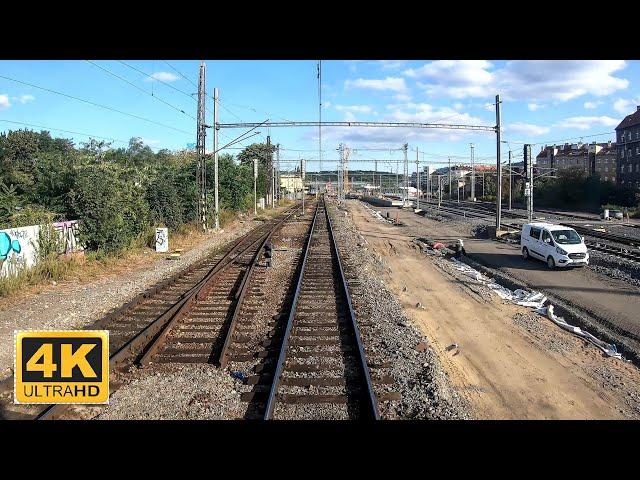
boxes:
[1,60,638,172]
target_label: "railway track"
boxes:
[8,196,396,420]
[261,197,381,420]
[33,205,302,420]
[417,199,640,262]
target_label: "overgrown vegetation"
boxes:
[0,128,276,295]
[456,167,639,214]
[533,168,639,213]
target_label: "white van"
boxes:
[520,222,589,269]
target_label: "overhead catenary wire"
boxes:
[0,119,133,146]
[0,74,192,136]
[504,131,615,146]
[162,60,198,89]
[118,60,197,101]
[86,60,196,120]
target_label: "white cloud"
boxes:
[15,94,35,104]
[554,116,619,130]
[505,122,550,136]
[145,71,180,82]
[393,93,412,102]
[404,60,628,102]
[335,104,374,114]
[583,100,602,109]
[527,103,543,111]
[377,60,405,71]
[323,101,332,109]
[384,102,485,125]
[345,76,407,93]
[0,94,10,109]
[140,138,161,146]
[613,97,639,114]
[307,102,493,146]
[453,102,465,110]
[395,94,412,102]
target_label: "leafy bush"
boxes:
[71,164,149,254]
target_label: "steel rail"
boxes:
[264,197,379,420]
[325,201,380,420]
[218,209,301,367]
[138,214,296,366]
[263,202,320,420]
[37,206,299,420]
[37,232,265,420]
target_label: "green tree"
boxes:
[71,164,149,254]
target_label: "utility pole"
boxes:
[196,62,207,232]
[482,171,485,197]
[524,144,533,222]
[266,135,272,208]
[400,143,407,206]
[448,157,452,201]
[470,143,475,201]
[438,175,443,209]
[301,158,306,214]
[416,148,420,210]
[213,87,219,230]
[318,60,323,193]
[276,144,280,206]
[374,159,378,197]
[495,94,502,231]
[253,158,258,215]
[508,149,512,211]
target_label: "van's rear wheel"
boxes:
[547,256,556,269]
[522,247,529,260]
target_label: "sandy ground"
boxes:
[347,200,640,419]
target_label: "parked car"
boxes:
[520,222,589,269]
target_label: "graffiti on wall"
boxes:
[0,220,82,278]
[0,225,39,278]
[53,220,82,254]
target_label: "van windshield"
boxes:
[551,229,582,245]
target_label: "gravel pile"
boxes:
[97,364,246,420]
[471,224,491,239]
[327,200,470,419]
[587,250,640,288]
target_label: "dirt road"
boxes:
[377,203,640,357]
[347,200,640,419]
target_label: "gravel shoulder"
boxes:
[328,200,470,419]
[0,216,260,382]
[347,199,640,419]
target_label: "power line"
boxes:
[0,119,132,146]
[117,61,196,101]
[505,131,615,146]
[86,60,196,120]
[0,74,192,135]
[162,60,198,89]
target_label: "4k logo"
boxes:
[14,331,109,404]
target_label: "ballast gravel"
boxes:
[97,364,246,420]
[0,218,258,381]
[327,200,471,420]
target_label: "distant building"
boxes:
[615,106,640,189]
[536,141,617,183]
[279,173,304,197]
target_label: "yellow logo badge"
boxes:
[14,331,109,404]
